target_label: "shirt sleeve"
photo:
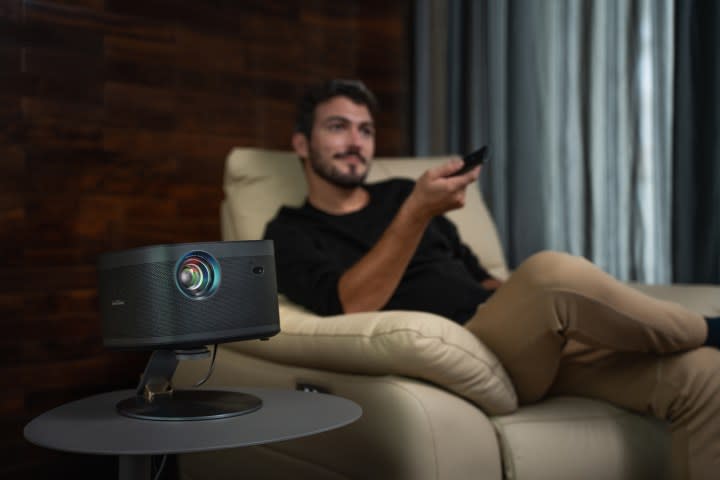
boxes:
[263,214,345,316]
[434,215,492,282]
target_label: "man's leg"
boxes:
[550,345,720,480]
[464,250,708,403]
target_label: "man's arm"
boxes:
[338,158,481,313]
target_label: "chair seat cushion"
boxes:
[491,396,670,480]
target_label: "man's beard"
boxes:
[308,147,369,189]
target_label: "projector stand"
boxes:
[117,349,262,421]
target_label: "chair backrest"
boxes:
[221,147,510,279]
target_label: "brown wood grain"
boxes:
[1,0,412,477]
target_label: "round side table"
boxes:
[25,387,362,480]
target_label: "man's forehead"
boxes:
[315,96,373,123]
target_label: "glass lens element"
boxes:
[174,251,221,300]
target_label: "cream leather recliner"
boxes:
[176,148,720,480]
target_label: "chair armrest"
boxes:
[228,298,518,415]
[628,283,720,316]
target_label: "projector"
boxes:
[97,240,280,421]
[97,240,280,350]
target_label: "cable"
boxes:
[193,344,218,387]
[152,454,167,480]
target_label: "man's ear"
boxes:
[291,132,309,160]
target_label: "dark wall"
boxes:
[0,0,412,477]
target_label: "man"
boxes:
[264,79,720,479]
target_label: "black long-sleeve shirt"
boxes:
[263,179,493,324]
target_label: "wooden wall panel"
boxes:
[0,0,412,477]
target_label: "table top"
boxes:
[24,388,361,456]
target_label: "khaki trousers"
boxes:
[465,251,720,480]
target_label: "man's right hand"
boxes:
[405,157,482,221]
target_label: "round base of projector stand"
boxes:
[117,348,263,421]
[117,389,262,421]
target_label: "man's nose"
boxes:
[347,127,366,146]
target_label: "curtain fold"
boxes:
[672,0,720,284]
[414,0,675,282]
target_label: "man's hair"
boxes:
[295,79,379,138]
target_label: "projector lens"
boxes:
[175,251,220,300]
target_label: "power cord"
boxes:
[152,454,167,480]
[193,344,218,387]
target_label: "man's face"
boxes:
[301,96,375,189]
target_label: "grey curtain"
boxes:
[673,0,720,284]
[414,0,676,283]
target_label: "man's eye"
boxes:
[361,127,375,137]
[328,123,345,131]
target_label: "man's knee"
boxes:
[514,250,590,286]
[523,250,577,268]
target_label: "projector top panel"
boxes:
[97,240,274,270]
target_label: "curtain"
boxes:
[673,0,720,284]
[414,0,676,283]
